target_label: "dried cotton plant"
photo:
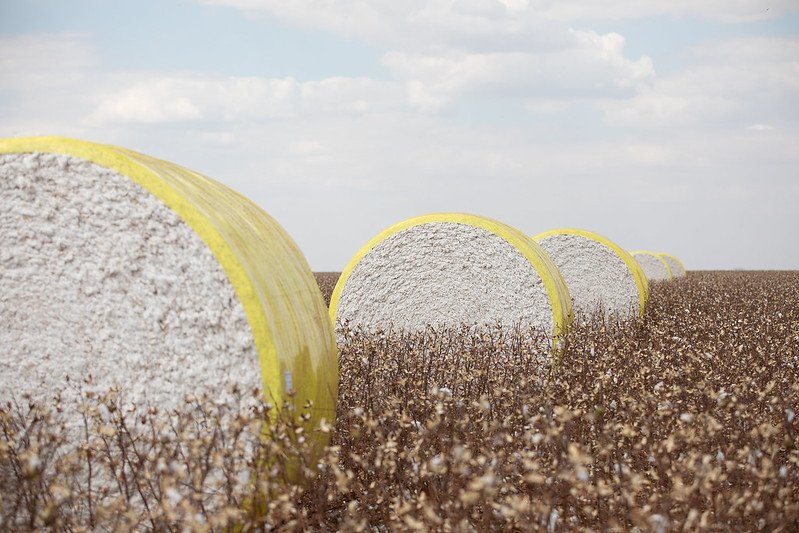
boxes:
[2,271,798,531]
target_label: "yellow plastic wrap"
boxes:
[632,250,673,281]
[658,253,687,277]
[533,228,649,318]
[0,136,338,431]
[330,213,574,353]
[629,251,651,301]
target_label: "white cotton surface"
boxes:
[537,233,640,320]
[634,252,671,282]
[335,222,553,335]
[0,153,261,427]
[659,255,685,278]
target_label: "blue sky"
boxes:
[2,0,798,270]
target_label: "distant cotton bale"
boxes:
[0,137,337,439]
[658,253,686,278]
[330,213,573,352]
[624,248,651,301]
[533,229,648,319]
[632,250,673,283]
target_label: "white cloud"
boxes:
[599,36,799,128]
[197,0,799,42]
[720,183,749,199]
[534,0,798,23]
[522,99,571,113]
[0,33,97,91]
[194,1,658,111]
[0,33,104,138]
[91,76,296,123]
[0,31,408,127]
[746,124,775,131]
[299,77,406,113]
[92,76,205,123]
[89,74,405,124]
[197,0,406,44]
[382,30,653,109]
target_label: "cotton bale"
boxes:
[533,228,648,320]
[0,137,337,442]
[330,213,573,353]
[624,247,651,301]
[632,250,673,283]
[658,253,686,278]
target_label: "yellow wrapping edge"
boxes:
[626,254,650,300]
[330,213,574,353]
[533,228,648,318]
[632,254,650,299]
[0,136,280,400]
[632,250,673,281]
[657,253,686,277]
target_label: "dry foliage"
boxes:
[314,272,341,308]
[2,271,798,531]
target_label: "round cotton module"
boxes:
[0,137,337,440]
[623,247,651,301]
[632,250,673,283]
[330,213,573,352]
[658,253,686,278]
[533,229,647,320]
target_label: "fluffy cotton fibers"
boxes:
[534,229,647,320]
[1,152,258,412]
[330,213,573,348]
[0,138,337,439]
[658,253,686,278]
[632,250,673,283]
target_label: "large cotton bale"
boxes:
[533,229,648,320]
[330,213,573,351]
[658,253,686,278]
[632,250,673,283]
[0,137,337,438]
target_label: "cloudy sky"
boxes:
[2,0,797,270]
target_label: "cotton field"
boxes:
[2,270,798,531]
